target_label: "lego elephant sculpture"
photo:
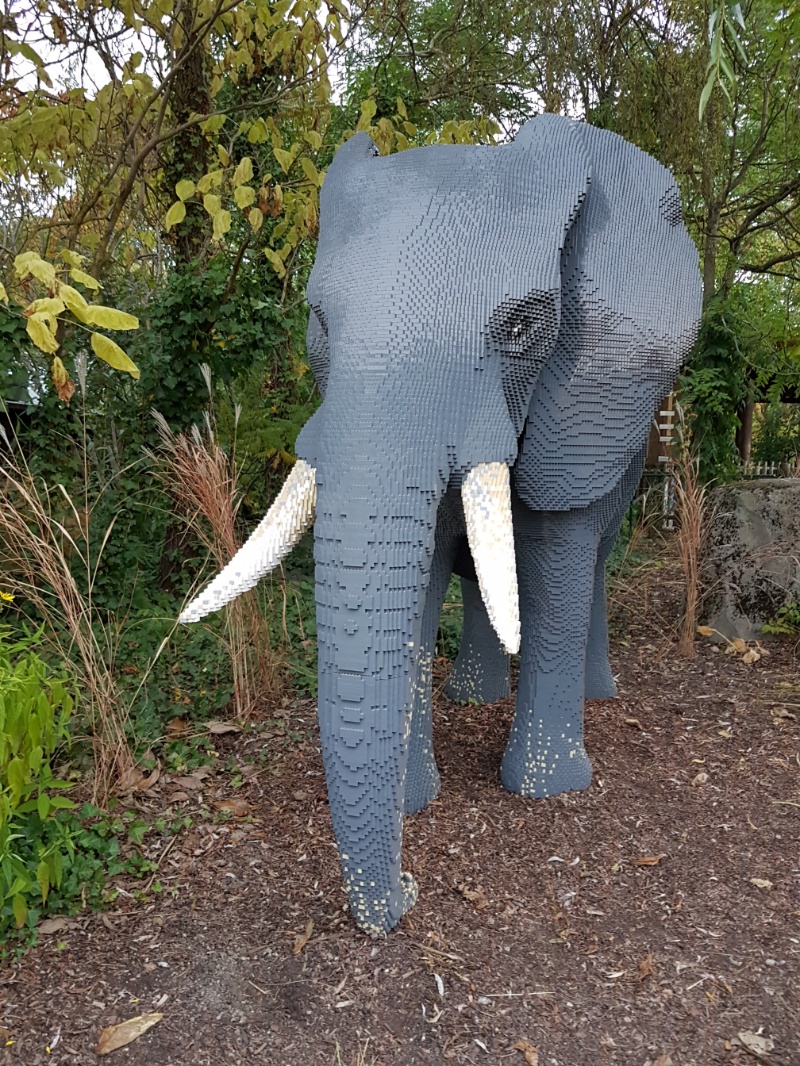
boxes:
[182,115,702,935]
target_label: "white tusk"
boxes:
[461,462,520,655]
[179,460,316,623]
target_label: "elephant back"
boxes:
[513,120,702,511]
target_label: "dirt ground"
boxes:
[2,558,799,1066]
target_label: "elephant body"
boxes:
[183,115,702,935]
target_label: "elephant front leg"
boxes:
[405,502,461,815]
[445,577,510,704]
[501,507,598,799]
[584,531,618,700]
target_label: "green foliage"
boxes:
[762,603,800,637]
[436,576,463,660]
[0,627,76,934]
[752,403,800,465]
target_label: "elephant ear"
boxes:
[514,123,702,511]
[487,115,591,438]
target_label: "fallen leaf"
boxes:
[167,790,190,803]
[735,1030,775,1057]
[653,1056,673,1066]
[696,625,715,636]
[116,763,160,794]
[214,798,251,818]
[207,721,242,734]
[166,717,189,737]
[512,1040,539,1065]
[638,953,655,980]
[731,637,748,654]
[625,717,642,729]
[632,855,663,866]
[173,767,213,790]
[96,1013,162,1055]
[292,918,313,956]
[742,649,761,665]
[692,772,709,786]
[38,916,70,935]
[456,883,489,908]
[771,707,796,721]
[750,878,773,891]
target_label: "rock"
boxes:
[702,478,800,641]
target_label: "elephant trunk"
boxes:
[313,458,443,934]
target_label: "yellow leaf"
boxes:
[402,121,417,137]
[300,157,320,185]
[303,130,322,150]
[175,179,195,201]
[234,185,255,209]
[26,314,59,354]
[731,637,748,655]
[51,355,75,404]
[27,297,65,315]
[165,200,187,229]
[200,114,227,134]
[358,97,377,129]
[0,283,7,304]
[396,95,408,119]
[15,252,56,287]
[90,332,140,379]
[264,248,286,277]
[274,147,294,174]
[196,170,224,194]
[59,284,90,320]
[233,156,253,186]
[212,209,231,242]
[203,193,221,216]
[60,248,84,269]
[248,207,263,233]
[696,625,715,637]
[97,1014,163,1056]
[70,268,101,291]
[247,118,269,143]
[85,306,139,330]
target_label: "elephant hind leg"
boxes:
[584,532,618,701]
[445,577,510,704]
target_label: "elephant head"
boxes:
[180,116,701,935]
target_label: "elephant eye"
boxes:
[489,294,557,356]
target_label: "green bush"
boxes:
[0,627,76,932]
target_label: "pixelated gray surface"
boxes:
[190,115,702,935]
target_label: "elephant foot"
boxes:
[346,871,419,936]
[445,657,510,705]
[404,765,440,814]
[584,668,617,701]
[500,729,592,799]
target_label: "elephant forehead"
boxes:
[314,140,587,314]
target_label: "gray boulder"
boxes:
[703,478,800,641]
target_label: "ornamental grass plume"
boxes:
[150,369,280,717]
[673,406,712,658]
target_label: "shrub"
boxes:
[0,627,76,933]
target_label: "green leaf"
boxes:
[12,893,27,929]
[48,795,77,809]
[85,305,139,330]
[6,756,27,802]
[165,200,187,229]
[37,792,50,819]
[699,75,715,120]
[37,860,50,903]
[90,332,141,379]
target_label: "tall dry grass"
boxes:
[151,373,280,718]
[0,405,135,796]
[672,409,711,657]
